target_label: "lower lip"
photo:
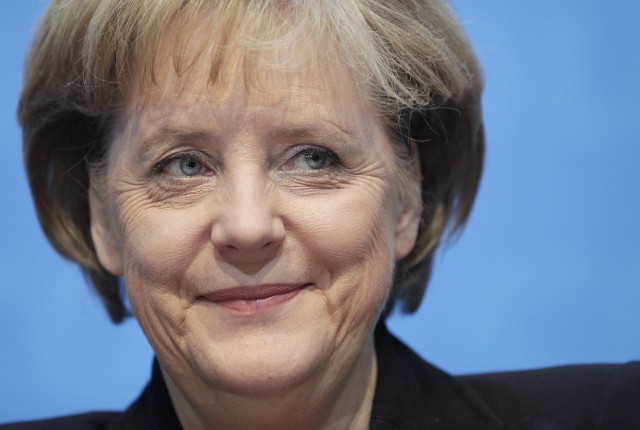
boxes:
[213,288,304,313]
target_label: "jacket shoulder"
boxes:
[0,412,120,430]
[460,361,640,429]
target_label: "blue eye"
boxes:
[290,148,337,171]
[179,157,203,176]
[159,155,204,177]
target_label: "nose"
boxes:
[210,171,285,267]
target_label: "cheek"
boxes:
[114,192,212,325]
[313,204,393,266]
[123,212,204,289]
[288,185,397,318]
[119,206,213,363]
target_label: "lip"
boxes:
[202,284,309,313]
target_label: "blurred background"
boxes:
[1,0,639,423]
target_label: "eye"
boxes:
[285,147,339,172]
[157,154,207,177]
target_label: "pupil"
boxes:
[181,158,201,175]
[305,152,326,169]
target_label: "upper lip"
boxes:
[203,284,309,302]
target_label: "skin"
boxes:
[90,27,420,430]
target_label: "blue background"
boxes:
[2,0,639,423]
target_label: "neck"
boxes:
[164,336,378,430]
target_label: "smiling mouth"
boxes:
[202,284,310,312]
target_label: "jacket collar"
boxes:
[107,360,181,430]
[115,322,505,430]
[370,321,505,430]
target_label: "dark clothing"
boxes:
[3,323,639,429]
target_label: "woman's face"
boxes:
[91,38,420,397]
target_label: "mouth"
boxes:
[202,284,310,313]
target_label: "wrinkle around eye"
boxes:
[278,154,392,193]
[280,174,354,194]
[146,178,215,208]
[150,153,217,197]
[109,174,209,217]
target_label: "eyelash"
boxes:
[152,151,213,178]
[281,145,341,173]
[151,145,341,180]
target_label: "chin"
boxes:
[187,335,333,397]
[201,354,325,397]
[180,299,335,396]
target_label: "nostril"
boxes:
[214,238,283,274]
[262,240,280,250]
[219,239,281,254]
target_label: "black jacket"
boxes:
[3,323,639,429]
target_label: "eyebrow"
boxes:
[141,125,345,143]
[267,124,353,142]
[136,122,355,160]
[138,127,215,159]
[141,127,214,147]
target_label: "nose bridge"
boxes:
[231,169,272,227]
[212,165,283,253]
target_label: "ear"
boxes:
[394,201,421,260]
[393,175,421,260]
[89,188,124,276]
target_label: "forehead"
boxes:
[141,52,363,116]
[123,3,373,114]
[120,11,380,143]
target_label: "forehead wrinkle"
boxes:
[267,125,355,156]
[137,126,217,161]
[122,22,386,164]
[268,126,351,141]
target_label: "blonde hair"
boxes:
[19,0,483,323]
